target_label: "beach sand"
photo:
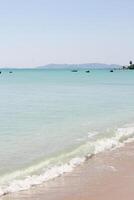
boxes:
[2,142,134,200]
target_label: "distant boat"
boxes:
[110,70,113,72]
[9,71,13,73]
[0,71,1,74]
[85,70,90,73]
[71,70,78,72]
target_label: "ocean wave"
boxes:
[0,125,134,196]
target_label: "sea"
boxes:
[0,68,134,196]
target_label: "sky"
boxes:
[0,0,134,68]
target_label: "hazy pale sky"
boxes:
[0,0,134,67]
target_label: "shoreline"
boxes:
[2,141,134,200]
[1,125,134,198]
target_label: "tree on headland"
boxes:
[129,60,133,65]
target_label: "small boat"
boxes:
[110,70,113,72]
[85,70,90,73]
[9,71,13,73]
[71,70,78,72]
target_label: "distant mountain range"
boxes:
[37,63,121,69]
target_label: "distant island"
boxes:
[37,63,121,69]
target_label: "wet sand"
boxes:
[2,142,134,200]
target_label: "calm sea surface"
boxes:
[0,69,134,194]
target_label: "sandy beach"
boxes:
[2,142,134,200]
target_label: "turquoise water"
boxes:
[0,69,134,194]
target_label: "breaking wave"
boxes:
[0,125,134,196]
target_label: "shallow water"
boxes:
[0,68,134,195]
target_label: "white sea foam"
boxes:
[88,131,99,139]
[0,157,86,196]
[0,125,134,197]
